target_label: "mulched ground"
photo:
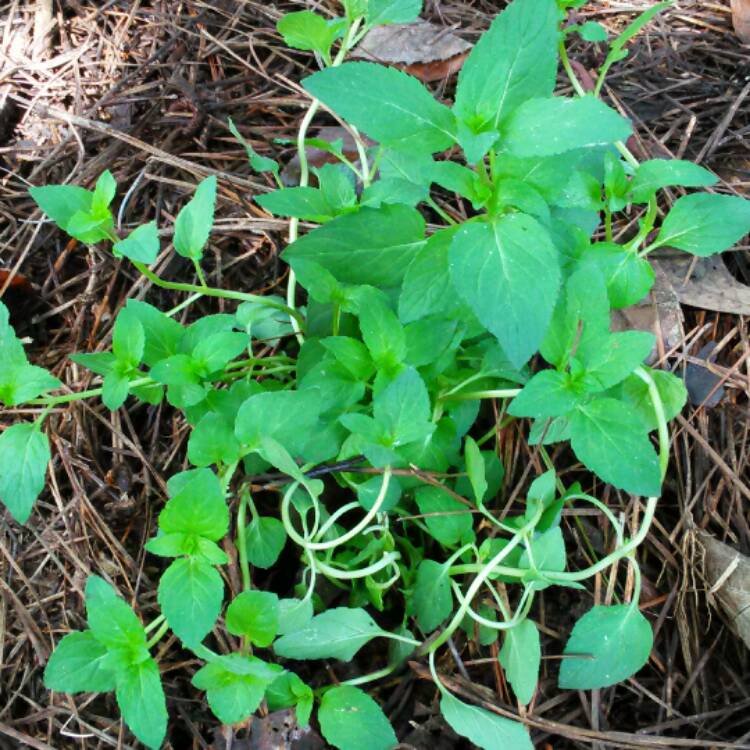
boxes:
[1,1,749,748]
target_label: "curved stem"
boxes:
[426,515,539,654]
[237,487,252,592]
[634,365,670,480]
[314,551,401,581]
[286,18,363,343]
[131,261,304,324]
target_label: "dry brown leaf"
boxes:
[352,20,471,82]
[731,0,750,44]
[209,710,324,750]
[699,531,750,650]
[611,261,683,363]
[660,254,750,316]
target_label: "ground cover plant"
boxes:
[3,0,750,747]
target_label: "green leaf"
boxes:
[226,590,279,647]
[112,307,145,368]
[499,620,541,704]
[243,515,287,569]
[360,178,428,208]
[277,11,343,57]
[652,193,750,256]
[124,300,183,367]
[577,21,608,41]
[29,184,93,233]
[266,672,314,726]
[102,371,130,410]
[303,62,456,153]
[355,287,406,372]
[188,412,241,467]
[173,175,217,260]
[629,159,717,203]
[92,170,117,213]
[404,316,460,369]
[84,576,148,659]
[503,96,632,157]
[464,436,487,505]
[440,690,533,750]
[192,332,247,375]
[276,597,314,635]
[66,209,114,244]
[158,557,223,646]
[44,631,116,694]
[113,221,160,264]
[519,526,566,579]
[228,118,279,174]
[606,2,671,66]
[321,337,375,381]
[256,186,334,222]
[273,607,384,661]
[509,370,582,419]
[449,214,560,368]
[367,0,422,26]
[541,267,609,369]
[315,164,357,212]
[115,658,167,750]
[158,469,229,541]
[373,367,434,447]
[569,398,661,496]
[319,686,397,750]
[0,303,61,406]
[616,368,687,431]
[192,654,282,725]
[284,204,425,288]
[577,330,654,392]
[415,486,473,546]
[453,0,558,130]
[430,162,490,206]
[235,389,321,458]
[399,228,462,324]
[356,474,402,512]
[559,604,653,689]
[0,423,50,523]
[578,243,655,309]
[413,559,452,632]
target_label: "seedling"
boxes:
[5,0,750,747]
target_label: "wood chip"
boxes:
[699,531,750,651]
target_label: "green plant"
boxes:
[6,0,750,747]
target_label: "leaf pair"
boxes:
[146,469,229,646]
[30,171,116,244]
[0,302,58,523]
[44,576,167,750]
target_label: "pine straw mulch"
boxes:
[0,1,749,748]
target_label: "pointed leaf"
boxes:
[449,215,560,367]
[559,604,653,689]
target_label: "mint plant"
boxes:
[6,0,750,747]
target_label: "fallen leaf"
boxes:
[612,261,683,362]
[731,0,750,44]
[699,531,750,650]
[685,342,725,407]
[209,710,324,750]
[660,254,750,316]
[352,21,471,82]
